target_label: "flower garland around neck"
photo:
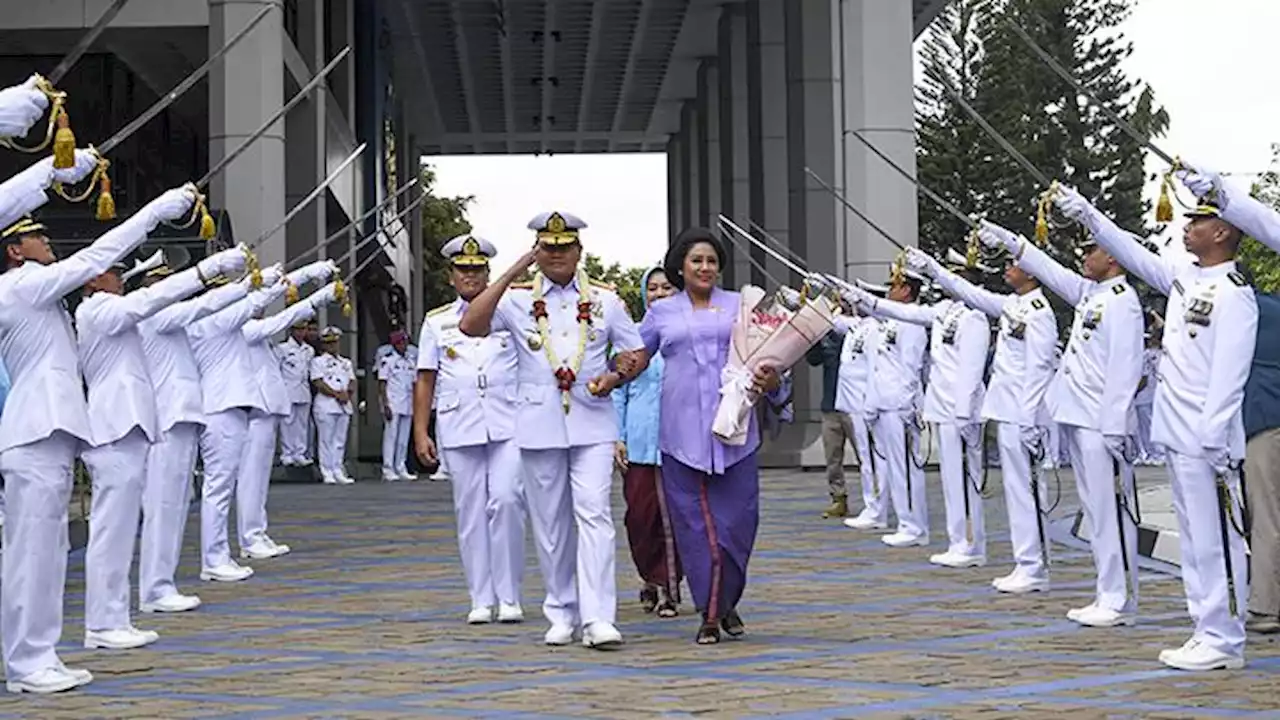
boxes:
[530,267,594,414]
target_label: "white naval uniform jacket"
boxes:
[1075,209,1259,459]
[832,315,880,418]
[1017,242,1143,437]
[867,313,928,416]
[311,353,355,415]
[488,275,644,450]
[244,302,322,417]
[419,300,517,449]
[76,268,208,447]
[927,267,1058,428]
[277,336,315,405]
[139,282,250,434]
[378,345,419,417]
[869,297,988,423]
[0,211,157,455]
[186,286,284,415]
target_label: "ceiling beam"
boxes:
[449,0,484,145]
[573,0,607,153]
[608,0,652,152]
[538,0,558,154]
[435,130,665,145]
[394,0,445,139]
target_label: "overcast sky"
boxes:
[427,0,1277,271]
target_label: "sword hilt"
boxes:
[0,75,73,166]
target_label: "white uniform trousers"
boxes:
[381,413,412,476]
[0,431,77,679]
[936,423,986,556]
[279,402,312,463]
[82,428,150,632]
[314,411,351,479]
[1065,425,1138,612]
[442,439,526,608]
[850,414,886,523]
[996,422,1049,579]
[1166,451,1248,657]
[1135,403,1160,462]
[872,412,928,540]
[237,410,278,548]
[199,408,249,569]
[521,442,616,628]
[139,423,201,604]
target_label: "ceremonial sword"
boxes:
[48,0,132,85]
[848,130,979,231]
[344,191,432,279]
[244,143,368,252]
[284,178,420,271]
[802,168,908,251]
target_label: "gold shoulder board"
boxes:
[427,303,453,317]
[589,278,616,292]
[510,281,534,290]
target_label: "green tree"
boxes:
[1236,144,1280,293]
[420,162,474,310]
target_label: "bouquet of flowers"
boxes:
[712,284,837,445]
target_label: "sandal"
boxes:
[639,585,659,614]
[720,610,745,638]
[695,621,721,645]
[656,599,679,618]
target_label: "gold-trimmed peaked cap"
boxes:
[441,234,496,266]
[1184,203,1223,220]
[1,215,45,243]
[528,210,586,246]
[320,325,342,342]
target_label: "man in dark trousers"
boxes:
[1244,290,1280,634]
[807,328,851,519]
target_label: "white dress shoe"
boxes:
[544,624,575,646]
[881,532,928,548]
[263,536,291,555]
[497,603,524,623]
[929,551,987,568]
[320,471,337,485]
[85,626,159,650]
[1158,637,1197,663]
[398,470,418,481]
[337,471,355,485]
[200,561,254,582]
[1160,639,1244,671]
[297,457,314,466]
[141,593,202,613]
[382,471,399,482]
[467,606,494,624]
[1071,606,1136,628]
[993,574,1049,594]
[582,622,623,649]
[843,514,888,531]
[1066,603,1097,622]
[6,667,91,694]
[241,539,285,560]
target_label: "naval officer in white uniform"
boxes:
[833,301,889,532]
[980,220,1144,628]
[1054,185,1257,671]
[379,329,418,481]
[906,245,1058,592]
[459,211,647,649]
[415,235,527,624]
[0,183,192,694]
[311,327,356,484]
[278,320,317,466]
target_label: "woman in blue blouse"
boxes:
[613,267,682,617]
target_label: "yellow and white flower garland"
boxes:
[531,267,592,413]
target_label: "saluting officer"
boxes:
[414,234,527,624]
[311,327,356,484]
[1054,186,1257,671]
[979,220,1144,628]
[848,261,991,568]
[459,211,646,649]
[908,245,1058,593]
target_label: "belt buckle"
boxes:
[478,373,487,390]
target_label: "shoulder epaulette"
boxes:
[1112,284,1127,295]
[510,281,534,290]
[1229,271,1247,287]
[588,278,616,292]
[1030,298,1045,310]
[427,303,453,317]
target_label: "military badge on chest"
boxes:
[1004,313,1026,340]
[1183,292,1215,339]
[1081,306,1102,340]
[882,322,898,346]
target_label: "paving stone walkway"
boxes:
[1,466,1278,718]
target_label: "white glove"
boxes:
[1103,434,1129,463]
[977,220,1022,254]
[1052,184,1092,222]
[51,149,99,185]
[324,259,340,277]
[904,247,938,277]
[145,185,197,223]
[309,282,338,308]
[258,263,284,288]
[1175,167,1224,207]
[198,245,248,279]
[0,77,49,138]
[1020,425,1046,455]
[1204,446,1231,476]
[959,422,982,448]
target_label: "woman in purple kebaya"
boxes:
[638,227,781,644]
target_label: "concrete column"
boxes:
[752,0,788,287]
[210,0,286,268]
[684,101,702,228]
[677,103,693,231]
[841,0,916,280]
[667,137,681,244]
[286,0,327,268]
[694,60,712,228]
[723,6,750,288]
[703,60,722,234]
[408,142,424,334]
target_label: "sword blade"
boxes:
[248,142,367,250]
[715,219,788,289]
[849,131,979,230]
[97,4,273,155]
[346,192,431,279]
[197,45,352,189]
[284,177,419,271]
[746,218,809,268]
[717,214,808,277]
[340,191,429,270]
[48,0,132,84]
[935,79,1052,187]
[803,167,907,251]
[1003,19,1174,167]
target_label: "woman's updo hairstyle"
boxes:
[663,226,727,291]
